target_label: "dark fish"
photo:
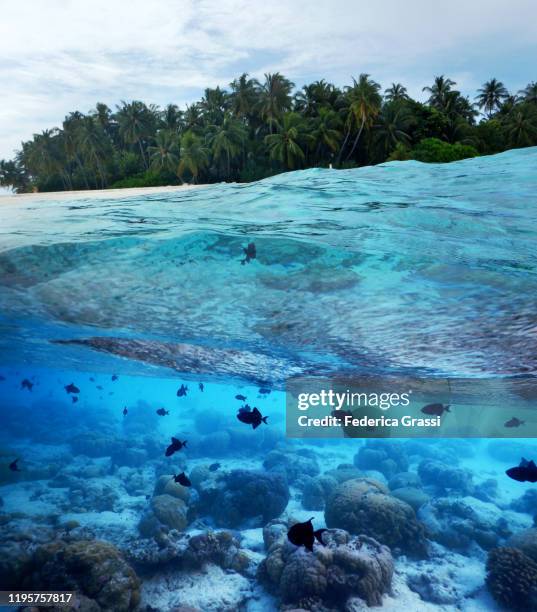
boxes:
[240,242,256,265]
[72,396,78,404]
[235,394,247,401]
[259,388,271,395]
[287,518,327,552]
[0,375,6,381]
[112,375,118,381]
[123,407,128,416]
[505,417,525,428]
[9,458,21,472]
[506,458,537,483]
[176,384,188,397]
[156,408,169,416]
[237,406,268,429]
[165,437,188,457]
[65,383,80,394]
[209,463,221,472]
[199,382,204,392]
[173,472,191,487]
[421,403,450,417]
[89,377,95,382]
[21,379,33,391]
[96,385,103,390]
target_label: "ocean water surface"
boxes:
[1,148,537,611]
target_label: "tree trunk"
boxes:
[346,117,366,161]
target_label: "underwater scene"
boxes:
[1,147,537,612]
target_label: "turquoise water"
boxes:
[1,148,537,611]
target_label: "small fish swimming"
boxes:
[177,384,188,397]
[89,377,95,382]
[259,387,271,395]
[156,408,169,416]
[505,417,525,428]
[111,375,118,381]
[199,382,204,392]
[237,406,268,429]
[241,242,256,265]
[506,458,537,483]
[0,375,6,381]
[123,407,128,416]
[21,379,33,391]
[64,383,80,394]
[9,458,21,472]
[235,394,247,401]
[96,385,103,390]
[165,437,188,457]
[72,396,78,404]
[209,462,221,472]
[173,472,191,487]
[421,403,450,417]
[287,518,327,552]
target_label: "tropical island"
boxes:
[1,73,536,193]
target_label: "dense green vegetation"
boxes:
[1,74,537,192]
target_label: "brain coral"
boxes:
[25,540,140,611]
[486,546,537,611]
[259,528,393,609]
[324,478,426,555]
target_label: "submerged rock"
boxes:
[263,449,320,484]
[259,528,393,608]
[324,478,426,556]
[149,494,188,532]
[301,474,338,511]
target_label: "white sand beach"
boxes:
[0,183,204,204]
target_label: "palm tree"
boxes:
[78,116,109,187]
[178,131,209,183]
[475,79,509,117]
[310,108,342,161]
[207,115,247,177]
[295,80,338,116]
[160,104,184,133]
[503,104,537,147]
[343,74,382,160]
[229,73,259,120]
[116,101,155,168]
[423,75,456,109]
[257,73,294,132]
[374,103,412,156]
[519,82,537,104]
[148,130,179,174]
[264,112,307,169]
[200,87,229,124]
[384,83,409,103]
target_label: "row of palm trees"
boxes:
[1,73,537,192]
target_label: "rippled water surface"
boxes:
[1,148,536,382]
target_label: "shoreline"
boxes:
[0,183,206,204]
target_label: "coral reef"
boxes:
[324,478,426,555]
[418,496,529,552]
[259,528,393,608]
[301,474,338,511]
[486,547,537,611]
[508,528,537,563]
[417,460,474,495]
[22,540,140,611]
[203,469,289,528]
[263,448,320,484]
[354,440,409,479]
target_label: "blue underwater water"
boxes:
[1,148,537,611]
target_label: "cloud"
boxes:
[1,0,536,159]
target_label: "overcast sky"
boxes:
[1,0,536,160]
